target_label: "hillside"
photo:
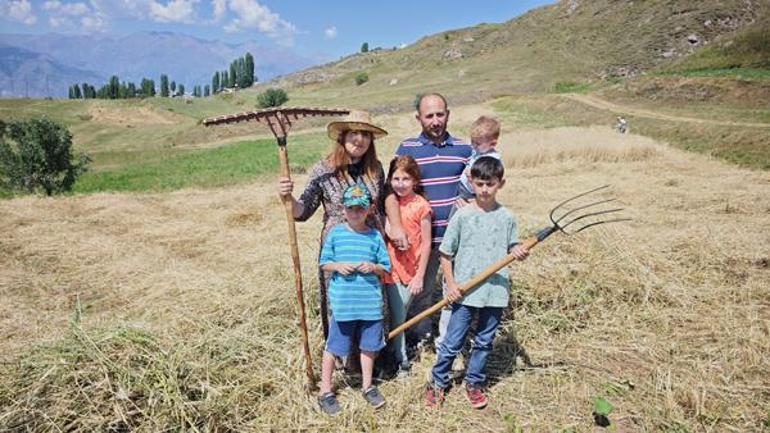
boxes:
[273,0,768,110]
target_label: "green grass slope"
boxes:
[275,0,768,110]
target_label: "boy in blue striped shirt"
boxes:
[317,183,392,415]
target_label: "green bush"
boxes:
[553,81,592,93]
[355,72,369,86]
[256,88,289,108]
[0,118,90,196]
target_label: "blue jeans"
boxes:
[406,248,441,340]
[385,282,412,365]
[431,304,503,389]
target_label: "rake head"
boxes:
[549,185,630,236]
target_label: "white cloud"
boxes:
[43,1,90,15]
[222,0,297,44]
[211,0,225,22]
[81,11,107,31]
[324,25,337,40]
[149,0,198,23]
[1,0,38,25]
[117,0,149,19]
[43,0,107,32]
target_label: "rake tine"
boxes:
[572,217,633,233]
[553,198,617,225]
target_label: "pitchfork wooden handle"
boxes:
[387,236,540,341]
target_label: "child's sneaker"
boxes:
[317,392,342,415]
[465,383,488,409]
[425,383,446,409]
[396,362,411,379]
[362,386,386,409]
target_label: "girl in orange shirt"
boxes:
[384,155,433,377]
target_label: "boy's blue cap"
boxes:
[343,183,372,208]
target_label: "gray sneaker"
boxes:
[318,392,341,415]
[362,386,386,409]
[396,362,411,379]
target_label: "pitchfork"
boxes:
[387,185,630,340]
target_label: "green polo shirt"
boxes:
[439,204,519,308]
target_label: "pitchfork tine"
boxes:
[549,185,610,223]
[573,217,633,233]
[559,207,625,231]
[553,198,617,225]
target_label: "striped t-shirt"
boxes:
[396,132,472,244]
[319,224,392,322]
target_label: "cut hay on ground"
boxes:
[1,125,768,432]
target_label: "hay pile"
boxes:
[1,125,768,432]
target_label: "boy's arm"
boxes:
[440,253,462,303]
[507,216,529,261]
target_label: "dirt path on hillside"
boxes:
[565,94,770,128]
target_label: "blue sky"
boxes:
[1,0,555,61]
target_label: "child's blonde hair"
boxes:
[470,115,501,143]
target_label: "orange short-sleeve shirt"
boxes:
[384,194,432,285]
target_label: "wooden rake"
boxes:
[388,185,630,340]
[204,107,350,391]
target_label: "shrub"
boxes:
[553,81,592,93]
[0,118,91,196]
[355,72,369,86]
[256,88,289,108]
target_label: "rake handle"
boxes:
[277,139,316,390]
[387,227,554,341]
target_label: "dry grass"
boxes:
[1,122,769,432]
[501,126,661,168]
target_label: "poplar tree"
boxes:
[245,52,255,87]
[160,74,169,97]
[212,72,220,94]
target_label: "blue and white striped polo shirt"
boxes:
[319,224,392,322]
[396,132,472,244]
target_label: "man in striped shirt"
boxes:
[386,93,472,346]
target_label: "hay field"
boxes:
[1,118,769,432]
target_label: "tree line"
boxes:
[68,75,185,100]
[68,52,256,100]
[210,52,256,95]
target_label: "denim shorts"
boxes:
[325,319,386,357]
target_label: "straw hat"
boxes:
[327,110,388,140]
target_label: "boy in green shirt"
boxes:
[426,156,530,410]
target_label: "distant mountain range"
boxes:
[0,31,313,98]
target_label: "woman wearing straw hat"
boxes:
[278,110,388,341]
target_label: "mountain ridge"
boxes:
[0,31,314,98]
